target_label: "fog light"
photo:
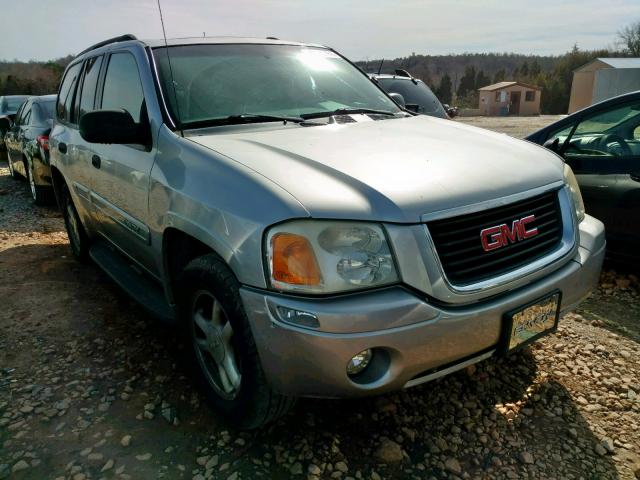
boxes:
[346,349,373,376]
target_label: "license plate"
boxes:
[501,291,561,353]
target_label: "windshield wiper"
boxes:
[225,113,308,124]
[300,108,398,119]
[181,113,314,130]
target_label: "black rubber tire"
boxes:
[26,160,55,206]
[177,254,296,429]
[61,184,90,262]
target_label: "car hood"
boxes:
[187,115,564,223]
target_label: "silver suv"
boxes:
[49,35,605,429]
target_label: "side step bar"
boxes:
[90,241,176,324]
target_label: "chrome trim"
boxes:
[420,180,564,222]
[423,185,578,295]
[404,349,495,389]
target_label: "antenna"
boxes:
[377,58,384,75]
[157,0,183,136]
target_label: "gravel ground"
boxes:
[455,115,566,139]
[1,116,639,480]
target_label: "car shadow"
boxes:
[0,242,622,480]
[576,269,640,344]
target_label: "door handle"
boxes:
[58,142,67,154]
[91,154,101,169]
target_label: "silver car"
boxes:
[49,35,605,429]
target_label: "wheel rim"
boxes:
[6,151,13,176]
[191,290,242,400]
[28,164,36,200]
[66,201,82,254]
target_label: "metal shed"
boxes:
[568,58,640,113]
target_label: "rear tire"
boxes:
[177,254,295,429]
[6,150,18,179]
[61,184,89,262]
[27,159,55,205]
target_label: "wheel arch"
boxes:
[162,224,237,305]
[50,165,67,210]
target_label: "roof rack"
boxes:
[394,69,412,78]
[76,34,138,57]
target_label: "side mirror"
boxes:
[405,104,420,113]
[543,137,560,153]
[79,109,147,145]
[388,92,405,108]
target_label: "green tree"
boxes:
[456,66,476,98]
[436,73,452,104]
[475,70,491,89]
[493,68,506,83]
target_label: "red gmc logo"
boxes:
[480,215,538,252]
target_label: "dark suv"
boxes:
[4,95,57,204]
[0,95,29,150]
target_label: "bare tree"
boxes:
[618,21,640,56]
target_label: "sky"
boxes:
[1,0,637,62]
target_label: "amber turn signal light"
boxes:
[271,233,322,286]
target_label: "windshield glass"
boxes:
[377,78,447,118]
[154,44,400,127]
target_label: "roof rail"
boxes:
[394,69,412,78]
[76,34,138,57]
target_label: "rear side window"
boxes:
[101,53,145,123]
[33,101,56,126]
[78,55,103,120]
[57,62,82,123]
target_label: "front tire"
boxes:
[62,185,89,262]
[177,254,295,429]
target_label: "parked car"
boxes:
[0,95,29,150]
[526,91,640,265]
[371,70,449,118]
[50,34,604,429]
[4,95,56,204]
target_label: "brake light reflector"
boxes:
[37,135,49,151]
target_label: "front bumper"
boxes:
[240,214,605,398]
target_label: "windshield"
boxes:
[153,44,400,127]
[377,78,447,118]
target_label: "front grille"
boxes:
[427,190,563,285]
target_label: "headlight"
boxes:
[563,163,585,223]
[266,220,398,293]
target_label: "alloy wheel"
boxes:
[28,163,36,200]
[6,151,13,177]
[191,290,242,400]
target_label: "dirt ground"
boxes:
[1,116,640,480]
[455,115,566,139]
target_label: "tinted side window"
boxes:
[57,62,82,123]
[101,53,145,123]
[79,55,103,119]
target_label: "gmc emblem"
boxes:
[480,215,538,252]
